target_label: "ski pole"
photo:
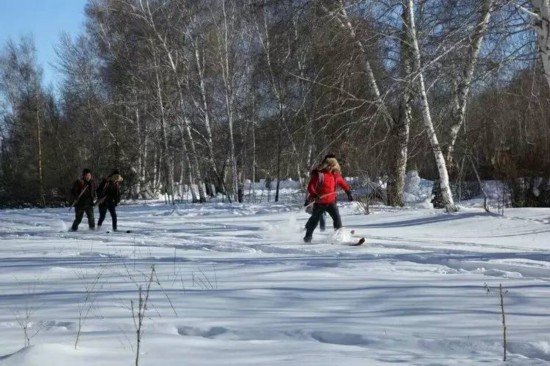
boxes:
[93,196,106,207]
[303,192,336,210]
[69,184,88,212]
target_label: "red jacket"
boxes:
[307,169,351,204]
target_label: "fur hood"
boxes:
[317,157,341,173]
[108,174,123,183]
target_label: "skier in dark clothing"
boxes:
[96,170,123,231]
[304,157,353,243]
[305,190,326,231]
[305,171,326,232]
[71,168,97,231]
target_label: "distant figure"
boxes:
[71,168,97,231]
[96,170,123,231]
[304,156,353,243]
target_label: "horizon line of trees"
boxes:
[1,0,550,208]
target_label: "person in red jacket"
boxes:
[304,155,353,243]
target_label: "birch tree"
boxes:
[391,3,414,207]
[137,0,206,202]
[0,37,47,204]
[211,0,248,202]
[70,4,154,196]
[527,1,550,89]
[447,0,496,165]
[151,46,176,204]
[405,0,457,211]
[322,0,410,206]
[188,33,225,198]
[253,1,300,201]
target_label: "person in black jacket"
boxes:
[96,170,123,231]
[71,168,97,231]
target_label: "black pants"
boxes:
[72,205,95,231]
[98,203,117,230]
[306,212,325,230]
[305,202,342,239]
[319,212,326,231]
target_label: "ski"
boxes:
[302,228,366,245]
[322,237,365,246]
[346,230,366,246]
[304,233,366,246]
[347,237,366,246]
[345,230,366,245]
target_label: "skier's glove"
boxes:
[346,191,354,202]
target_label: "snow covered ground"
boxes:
[1,192,550,365]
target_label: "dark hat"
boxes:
[323,153,336,160]
[82,168,92,175]
[109,169,120,176]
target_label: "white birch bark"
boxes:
[406,0,456,211]
[140,0,205,202]
[152,145,160,194]
[86,17,147,196]
[193,41,223,198]
[328,0,409,206]
[35,99,45,206]
[447,0,496,162]
[251,104,257,199]
[291,8,312,183]
[327,0,394,129]
[152,48,175,204]
[254,2,295,202]
[392,3,414,207]
[178,122,198,203]
[529,1,550,89]
[134,104,144,198]
[218,0,239,202]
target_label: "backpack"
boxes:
[305,171,324,214]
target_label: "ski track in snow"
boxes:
[0,202,550,365]
[2,206,550,285]
[6,205,545,282]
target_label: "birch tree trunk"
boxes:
[251,101,257,200]
[327,0,394,130]
[405,0,457,212]
[183,116,204,202]
[193,41,224,199]
[327,0,409,206]
[179,122,198,203]
[152,48,175,204]
[252,4,306,183]
[35,102,45,206]
[218,0,239,202]
[390,3,414,207]
[255,3,283,202]
[447,0,496,164]
[133,101,145,198]
[530,1,550,89]
[139,0,205,202]
[152,145,160,193]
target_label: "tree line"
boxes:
[1,0,549,208]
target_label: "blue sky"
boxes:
[0,0,88,89]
